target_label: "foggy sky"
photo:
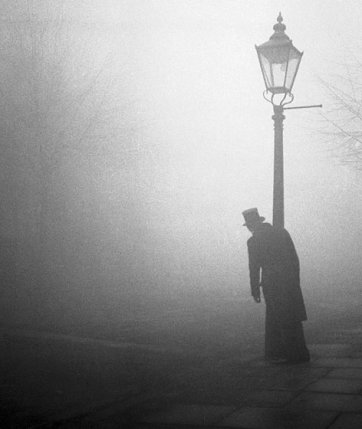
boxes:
[1,0,362,330]
[106,0,362,298]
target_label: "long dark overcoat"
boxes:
[247,222,307,323]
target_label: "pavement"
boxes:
[131,346,362,429]
[1,297,362,428]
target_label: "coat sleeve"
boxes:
[247,237,261,296]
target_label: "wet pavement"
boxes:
[131,350,362,429]
[69,333,362,428]
[1,299,362,428]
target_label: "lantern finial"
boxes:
[272,13,287,38]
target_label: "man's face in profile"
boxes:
[246,224,255,233]
[246,221,263,234]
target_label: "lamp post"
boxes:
[255,13,303,228]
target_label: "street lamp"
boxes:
[255,13,303,228]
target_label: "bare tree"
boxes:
[319,59,362,169]
[0,1,137,316]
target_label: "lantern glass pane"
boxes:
[271,61,288,89]
[259,52,273,89]
[258,44,292,93]
[285,46,302,91]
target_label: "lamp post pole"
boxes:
[272,105,285,228]
[255,13,303,229]
[256,14,322,228]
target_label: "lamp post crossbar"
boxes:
[284,104,323,110]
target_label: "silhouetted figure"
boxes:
[243,208,310,363]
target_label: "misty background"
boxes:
[0,0,361,337]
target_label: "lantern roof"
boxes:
[257,13,294,50]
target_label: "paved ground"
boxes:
[131,345,362,429]
[1,294,362,428]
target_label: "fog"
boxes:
[1,0,362,336]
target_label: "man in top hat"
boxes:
[243,208,310,363]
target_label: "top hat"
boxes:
[242,208,265,226]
